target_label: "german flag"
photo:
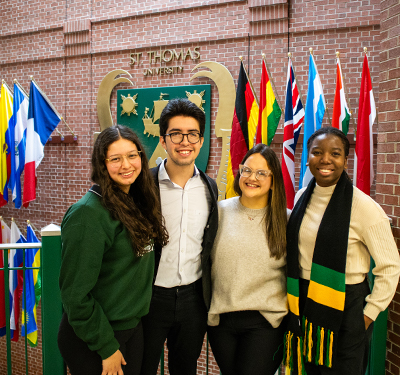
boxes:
[256,59,281,145]
[226,61,258,198]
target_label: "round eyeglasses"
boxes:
[105,151,142,167]
[239,165,272,181]
[164,132,202,144]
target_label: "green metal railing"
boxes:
[0,224,65,375]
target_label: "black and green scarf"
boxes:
[284,172,353,374]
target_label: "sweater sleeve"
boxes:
[60,217,120,359]
[362,218,400,321]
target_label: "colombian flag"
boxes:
[256,59,281,145]
[226,61,258,198]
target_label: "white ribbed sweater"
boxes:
[297,184,400,321]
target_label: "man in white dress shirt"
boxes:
[140,99,218,375]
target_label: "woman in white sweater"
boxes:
[284,127,400,375]
[207,144,288,375]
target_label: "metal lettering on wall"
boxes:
[96,61,235,201]
[130,47,201,76]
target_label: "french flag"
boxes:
[23,80,60,207]
[9,220,25,341]
[9,83,29,209]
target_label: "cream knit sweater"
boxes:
[208,197,288,328]
[297,184,400,321]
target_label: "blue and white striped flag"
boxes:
[299,52,326,189]
[9,83,29,209]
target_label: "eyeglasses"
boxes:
[239,165,272,181]
[105,151,142,167]
[164,132,202,144]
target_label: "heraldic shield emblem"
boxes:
[116,85,211,171]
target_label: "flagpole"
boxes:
[261,53,283,112]
[310,48,332,127]
[239,56,259,106]
[288,53,305,109]
[13,79,29,98]
[1,80,13,95]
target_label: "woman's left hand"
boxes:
[101,350,126,375]
[364,315,373,330]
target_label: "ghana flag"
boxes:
[226,61,258,198]
[256,59,281,145]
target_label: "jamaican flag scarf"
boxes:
[283,171,353,374]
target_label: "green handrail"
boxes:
[41,224,66,375]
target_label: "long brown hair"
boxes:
[91,125,168,256]
[233,144,287,260]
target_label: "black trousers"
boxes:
[140,279,207,375]
[207,310,286,375]
[58,312,144,375]
[299,278,373,375]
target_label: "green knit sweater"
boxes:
[59,189,154,359]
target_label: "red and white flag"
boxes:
[354,54,376,196]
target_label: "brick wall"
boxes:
[379,1,400,374]
[0,0,396,373]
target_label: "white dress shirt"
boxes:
[155,160,211,288]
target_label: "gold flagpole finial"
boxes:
[11,217,14,222]
[14,79,17,83]
[363,47,368,54]
[27,220,30,224]
[336,51,340,58]
[309,47,313,55]
[30,75,33,80]
[262,53,266,58]
[239,56,243,61]
[288,52,292,58]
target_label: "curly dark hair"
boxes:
[233,144,287,260]
[91,125,168,256]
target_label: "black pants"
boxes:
[140,279,207,375]
[207,310,286,375]
[58,313,144,375]
[299,278,373,375]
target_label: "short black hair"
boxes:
[307,127,350,157]
[159,98,206,137]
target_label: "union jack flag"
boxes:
[282,57,304,209]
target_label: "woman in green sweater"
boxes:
[58,125,168,375]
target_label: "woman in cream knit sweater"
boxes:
[207,144,289,375]
[284,127,400,375]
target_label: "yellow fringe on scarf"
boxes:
[285,332,293,368]
[297,336,303,375]
[303,319,308,356]
[307,322,313,362]
[318,327,325,365]
[328,331,334,367]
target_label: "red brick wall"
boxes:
[379,1,400,374]
[0,0,396,373]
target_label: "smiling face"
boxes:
[105,138,142,193]
[159,115,204,169]
[308,133,348,187]
[239,153,273,208]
